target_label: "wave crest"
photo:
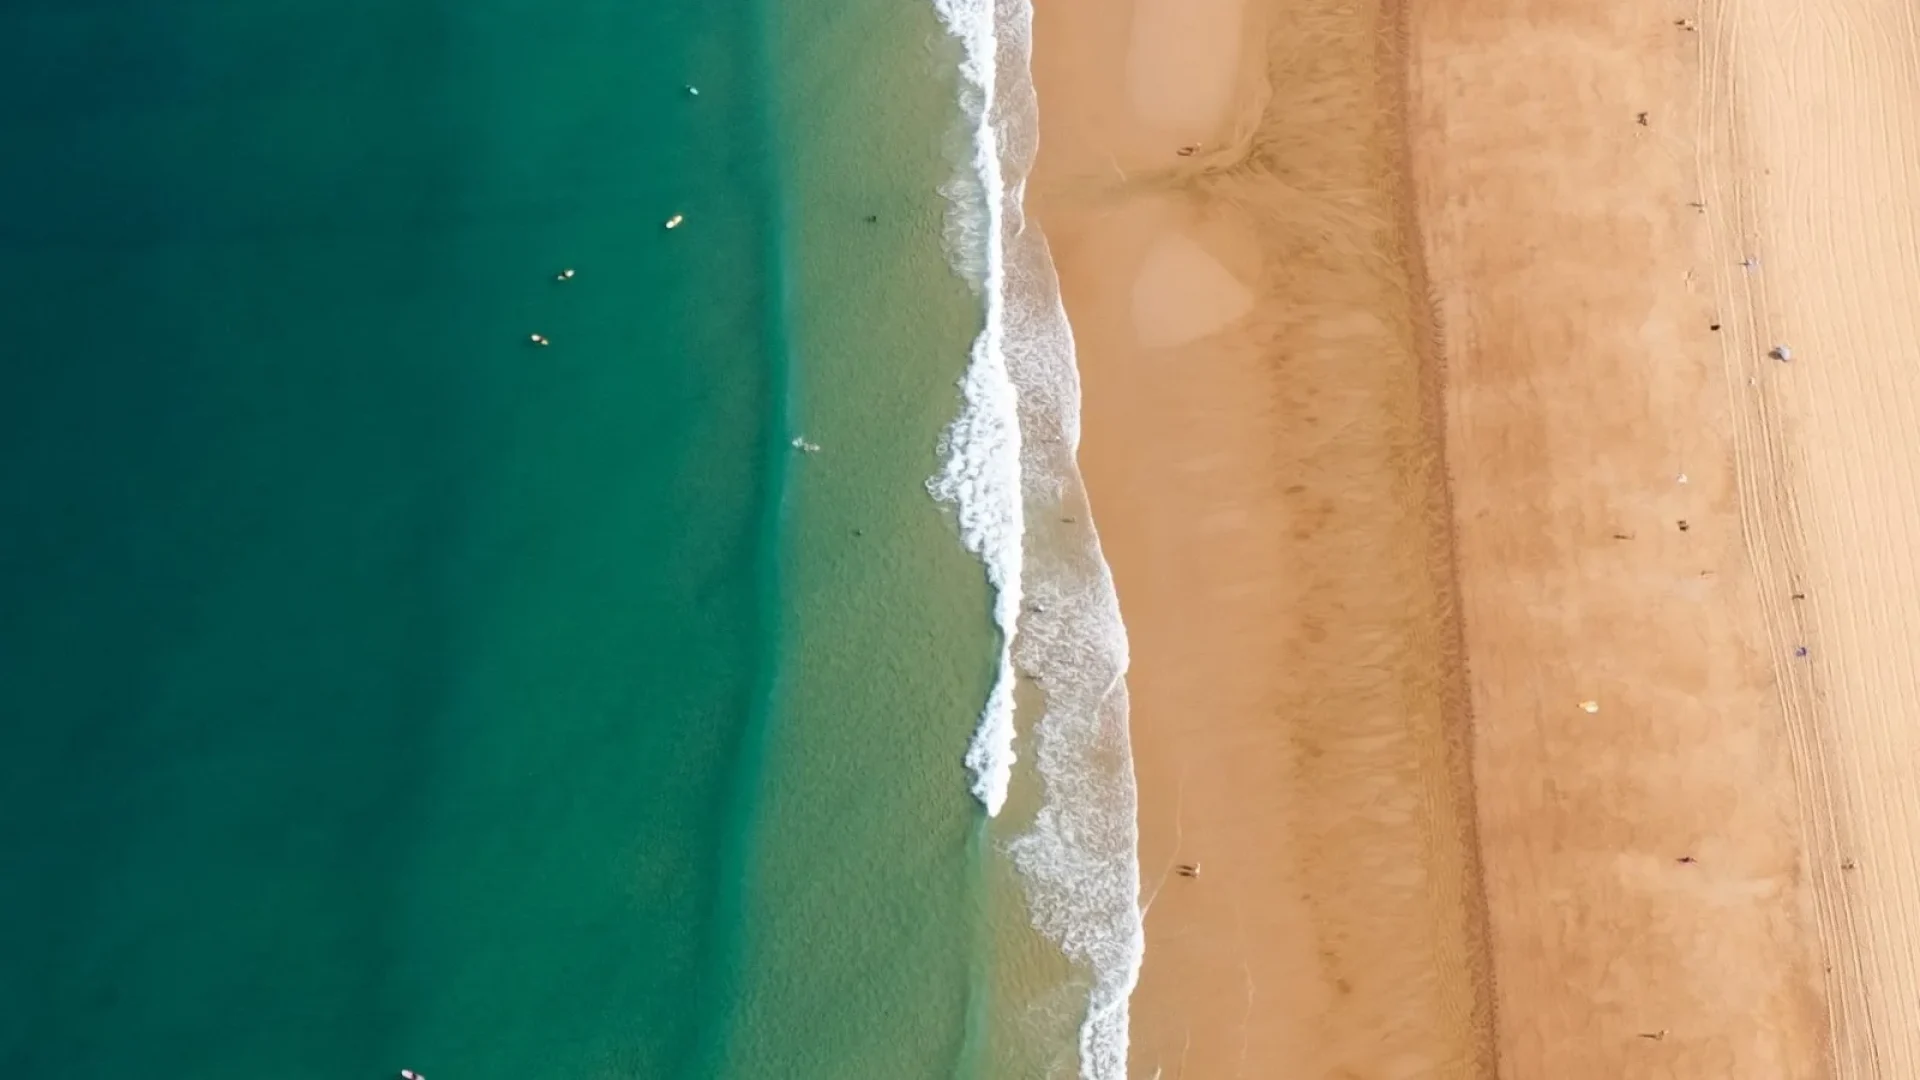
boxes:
[927,0,1144,1075]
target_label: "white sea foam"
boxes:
[927,0,1145,1075]
[926,0,1024,818]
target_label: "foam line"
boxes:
[928,0,1146,1074]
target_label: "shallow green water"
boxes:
[0,1,1020,1077]
[722,2,1002,1077]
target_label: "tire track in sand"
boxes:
[1719,0,1920,1075]
[1698,0,1875,1074]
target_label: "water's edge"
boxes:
[928,0,1145,1075]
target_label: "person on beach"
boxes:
[1176,862,1201,879]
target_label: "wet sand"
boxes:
[1030,0,1495,1075]
[1036,0,1920,1075]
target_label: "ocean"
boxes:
[0,0,1137,1077]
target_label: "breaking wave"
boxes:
[926,0,1144,1075]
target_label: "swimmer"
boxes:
[664,214,685,230]
[529,333,550,346]
[555,267,575,281]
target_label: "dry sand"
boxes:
[1405,3,1830,1076]
[1032,0,1920,1075]
[1701,1,1920,1074]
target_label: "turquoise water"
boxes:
[726,2,1007,1077]
[0,1,1019,1078]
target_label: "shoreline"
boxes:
[925,0,1147,1074]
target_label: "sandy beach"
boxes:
[1031,1,1494,1075]
[1406,2,1833,1074]
[1706,1,1920,1073]
[1033,0,1920,1075]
